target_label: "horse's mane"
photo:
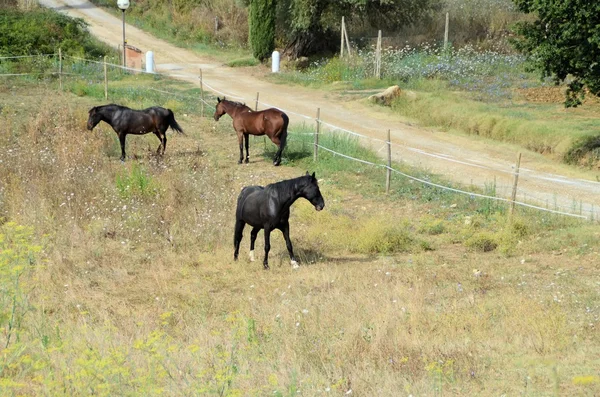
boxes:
[223,99,250,109]
[266,175,311,193]
[93,103,131,112]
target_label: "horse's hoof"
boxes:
[263,264,270,270]
[238,161,243,165]
[245,159,249,164]
[273,161,281,166]
[291,260,299,269]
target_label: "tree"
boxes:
[279,0,438,58]
[513,0,600,107]
[249,0,276,61]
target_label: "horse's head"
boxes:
[86,106,102,131]
[213,97,227,121]
[301,172,325,211]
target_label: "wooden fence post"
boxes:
[199,68,204,118]
[314,107,320,162]
[386,129,391,194]
[255,92,266,148]
[58,48,63,91]
[104,56,108,100]
[444,12,450,50]
[375,30,382,79]
[343,19,351,56]
[340,17,345,58]
[510,152,522,216]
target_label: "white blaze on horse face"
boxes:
[291,260,299,269]
[249,250,255,262]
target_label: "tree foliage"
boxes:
[249,0,276,61]
[279,0,438,58]
[512,0,600,107]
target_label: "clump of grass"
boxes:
[464,231,498,252]
[355,220,414,254]
[115,163,160,199]
[418,217,447,235]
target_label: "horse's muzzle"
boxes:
[314,203,324,211]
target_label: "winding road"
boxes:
[40,0,600,220]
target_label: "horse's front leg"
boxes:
[237,132,244,164]
[118,133,127,162]
[280,220,298,269]
[244,133,250,163]
[263,226,272,270]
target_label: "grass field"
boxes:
[1,70,600,395]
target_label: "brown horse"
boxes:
[213,97,289,166]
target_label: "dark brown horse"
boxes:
[87,104,184,161]
[234,172,325,269]
[213,97,289,166]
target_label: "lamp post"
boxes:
[117,0,130,68]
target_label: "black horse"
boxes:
[87,104,184,161]
[234,172,325,270]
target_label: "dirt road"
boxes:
[40,0,600,220]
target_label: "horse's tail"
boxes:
[167,109,184,134]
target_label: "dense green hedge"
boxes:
[0,8,111,57]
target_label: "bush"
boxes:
[465,232,498,252]
[0,8,111,58]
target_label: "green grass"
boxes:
[226,57,260,68]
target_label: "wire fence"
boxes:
[1,53,597,221]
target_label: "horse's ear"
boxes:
[217,97,221,103]
[305,171,310,176]
[311,172,316,180]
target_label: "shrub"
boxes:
[0,8,110,58]
[464,231,498,252]
[355,221,415,254]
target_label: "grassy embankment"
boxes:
[1,56,600,395]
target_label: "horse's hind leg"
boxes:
[249,226,261,262]
[233,219,245,261]
[244,133,250,163]
[271,134,284,166]
[154,131,166,156]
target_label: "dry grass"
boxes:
[1,87,600,396]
